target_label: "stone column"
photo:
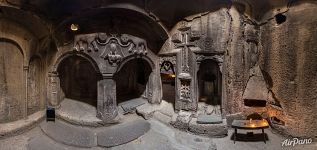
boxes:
[23,66,29,119]
[47,72,61,108]
[97,75,119,123]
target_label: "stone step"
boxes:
[40,120,97,148]
[40,118,151,148]
[27,134,103,150]
[56,98,103,127]
[97,120,150,147]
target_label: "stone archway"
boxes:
[114,58,153,104]
[57,55,102,107]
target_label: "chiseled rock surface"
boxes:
[189,118,228,137]
[97,120,150,147]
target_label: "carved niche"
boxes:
[196,54,224,73]
[159,56,176,74]
[73,33,148,66]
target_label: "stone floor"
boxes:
[0,117,316,150]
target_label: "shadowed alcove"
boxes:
[57,55,102,107]
[197,59,222,107]
[114,58,152,104]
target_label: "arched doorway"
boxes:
[114,58,152,104]
[197,59,222,114]
[57,55,102,107]
[160,61,176,104]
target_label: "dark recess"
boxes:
[275,13,286,24]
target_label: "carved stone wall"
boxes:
[159,8,242,113]
[27,57,44,115]
[259,2,317,138]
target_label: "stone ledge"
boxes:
[97,120,150,147]
[40,120,97,148]
[0,110,45,139]
[56,99,105,127]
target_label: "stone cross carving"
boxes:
[173,27,197,73]
[172,26,200,103]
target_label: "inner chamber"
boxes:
[57,55,102,107]
[114,58,152,104]
[197,59,222,114]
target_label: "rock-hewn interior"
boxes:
[0,0,316,149]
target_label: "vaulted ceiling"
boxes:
[0,0,300,50]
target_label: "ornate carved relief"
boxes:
[73,34,148,66]
[180,80,191,102]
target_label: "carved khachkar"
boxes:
[73,34,148,66]
[180,80,191,102]
[172,25,200,110]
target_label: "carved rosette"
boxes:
[180,80,191,102]
[73,34,148,66]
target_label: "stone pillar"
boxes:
[97,75,119,123]
[47,72,61,108]
[23,66,29,119]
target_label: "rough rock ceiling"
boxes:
[1,0,295,28]
[0,0,302,51]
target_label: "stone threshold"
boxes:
[0,110,45,139]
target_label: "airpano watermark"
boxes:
[281,138,313,147]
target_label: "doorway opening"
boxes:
[197,59,222,115]
[160,61,176,104]
[57,55,102,107]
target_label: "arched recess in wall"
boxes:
[115,56,154,104]
[27,56,44,115]
[55,52,102,107]
[0,38,24,123]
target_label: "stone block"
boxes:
[153,111,172,125]
[158,100,175,117]
[189,118,228,137]
[197,114,223,124]
[136,103,159,120]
